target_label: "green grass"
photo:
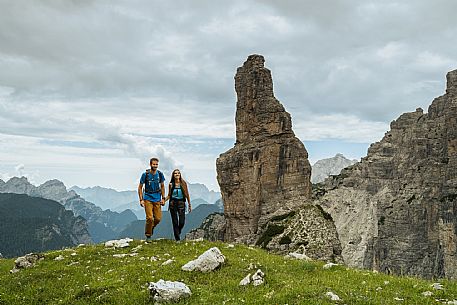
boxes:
[0,240,456,304]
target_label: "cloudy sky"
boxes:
[1,0,456,191]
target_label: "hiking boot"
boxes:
[145,236,152,243]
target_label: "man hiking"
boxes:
[138,157,165,242]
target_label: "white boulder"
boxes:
[326,291,341,301]
[239,274,251,286]
[104,238,133,248]
[182,247,225,272]
[252,269,265,286]
[323,263,339,270]
[148,279,191,303]
[285,252,311,260]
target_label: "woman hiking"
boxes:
[166,169,191,241]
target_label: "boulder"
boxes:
[148,279,191,303]
[10,253,44,273]
[181,247,225,272]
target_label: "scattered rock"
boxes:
[131,245,142,253]
[447,300,457,305]
[239,274,251,286]
[162,259,174,266]
[10,253,44,273]
[252,269,265,286]
[182,247,225,272]
[323,263,339,270]
[394,297,404,301]
[326,291,341,301]
[148,279,191,303]
[422,291,433,296]
[70,252,77,256]
[285,252,311,261]
[104,238,133,248]
[54,255,64,261]
[431,283,444,290]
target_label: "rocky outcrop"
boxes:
[319,69,457,279]
[217,55,313,243]
[185,213,226,241]
[216,55,341,262]
[311,154,358,183]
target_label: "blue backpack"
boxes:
[144,169,164,194]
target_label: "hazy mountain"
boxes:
[70,186,137,210]
[118,203,223,240]
[0,177,137,243]
[0,193,91,258]
[311,154,358,183]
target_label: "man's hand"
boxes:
[188,203,192,213]
[140,200,145,207]
[160,198,165,206]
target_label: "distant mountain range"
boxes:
[70,181,222,217]
[0,193,91,258]
[118,203,223,240]
[0,177,137,243]
[311,153,358,183]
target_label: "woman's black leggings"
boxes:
[170,200,186,241]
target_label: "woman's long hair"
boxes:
[169,169,189,200]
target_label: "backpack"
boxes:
[144,169,164,194]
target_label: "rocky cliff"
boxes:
[311,154,358,183]
[216,55,341,261]
[318,69,457,279]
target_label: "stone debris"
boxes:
[162,259,174,266]
[182,247,225,272]
[394,297,404,301]
[326,291,340,301]
[447,300,457,305]
[431,283,444,290]
[323,263,339,270]
[226,244,235,248]
[150,256,158,262]
[104,238,133,248]
[384,281,390,285]
[54,255,64,261]
[131,245,142,253]
[252,269,265,286]
[77,244,85,248]
[239,274,251,286]
[112,253,138,258]
[422,291,433,296]
[285,252,311,261]
[71,252,77,256]
[10,253,44,273]
[239,269,265,286]
[148,279,191,303]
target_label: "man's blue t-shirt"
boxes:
[140,170,165,202]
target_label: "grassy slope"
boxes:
[0,240,456,305]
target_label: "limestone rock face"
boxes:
[311,154,358,183]
[185,213,226,241]
[217,55,312,243]
[319,69,457,279]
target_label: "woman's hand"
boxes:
[188,202,192,213]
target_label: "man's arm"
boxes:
[138,183,145,207]
[160,183,165,205]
